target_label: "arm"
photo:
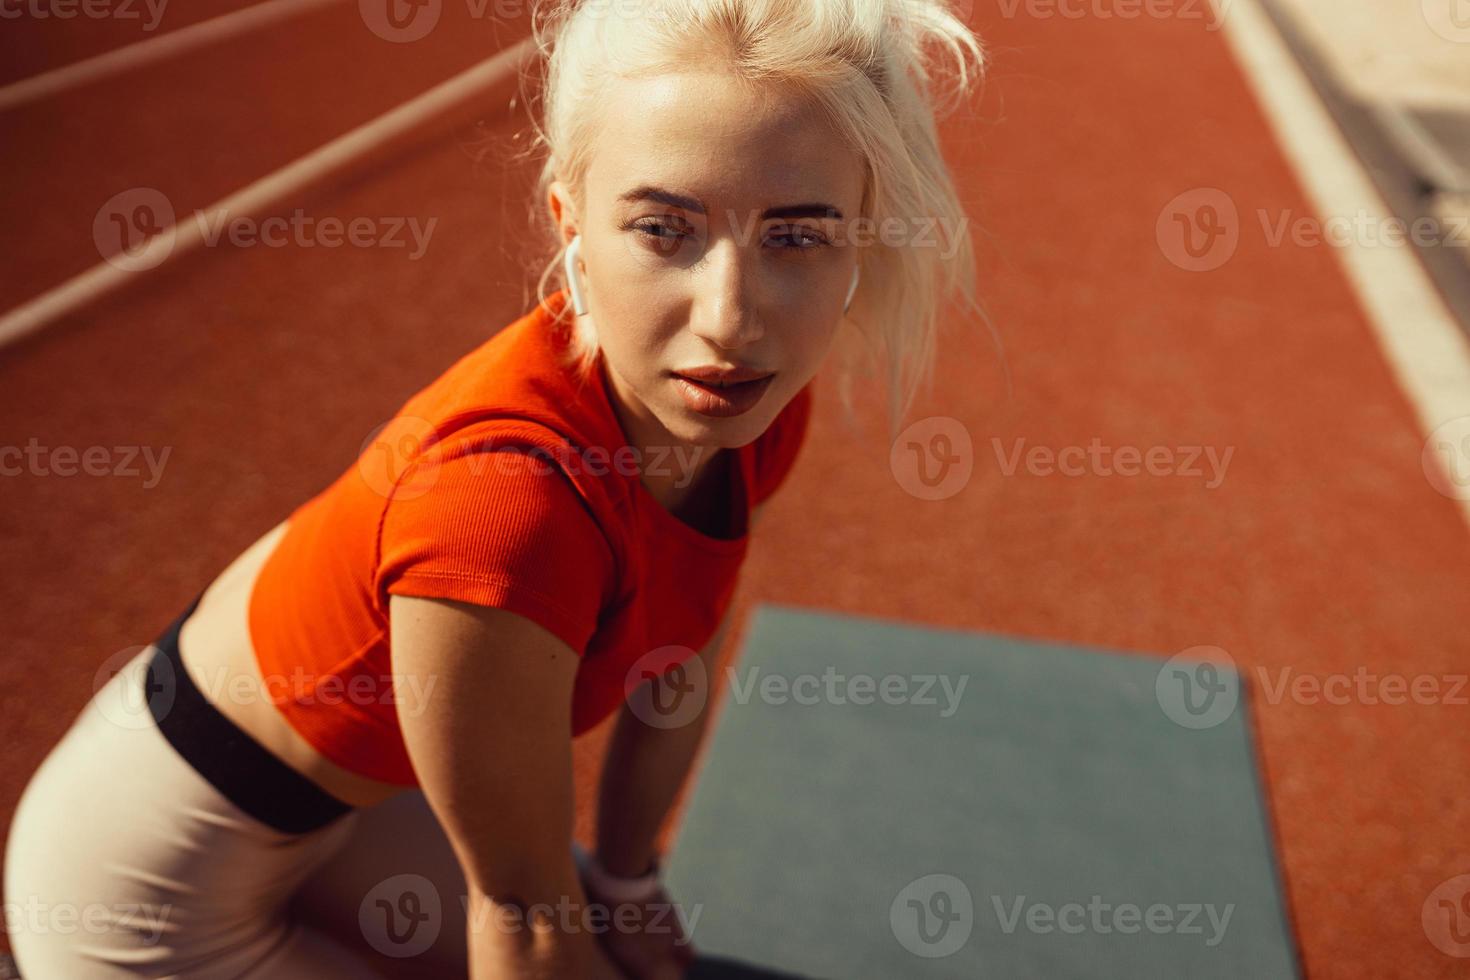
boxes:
[594,597,735,877]
[390,593,624,980]
[579,504,769,979]
[582,596,729,980]
[595,500,764,876]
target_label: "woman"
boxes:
[3,0,985,975]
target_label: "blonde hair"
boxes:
[512,0,997,439]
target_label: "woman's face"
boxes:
[548,70,866,465]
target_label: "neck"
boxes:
[598,356,721,510]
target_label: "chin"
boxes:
[663,405,770,450]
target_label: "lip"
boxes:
[670,371,775,418]
[670,364,775,384]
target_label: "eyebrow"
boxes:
[617,184,844,221]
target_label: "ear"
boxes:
[547,180,579,245]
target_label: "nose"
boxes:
[687,241,764,351]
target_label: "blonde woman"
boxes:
[3,0,985,976]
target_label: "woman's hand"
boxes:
[584,883,697,979]
[576,849,697,979]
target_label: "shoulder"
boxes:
[375,420,616,655]
[382,419,615,558]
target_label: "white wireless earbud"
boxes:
[565,234,589,316]
[844,264,860,314]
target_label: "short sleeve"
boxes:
[751,382,814,508]
[376,432,614,656]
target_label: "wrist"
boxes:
[573,842,664,903]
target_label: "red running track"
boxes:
[2,2,1467,976]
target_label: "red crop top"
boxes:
[247,287,813,786]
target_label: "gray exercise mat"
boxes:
[664,604,1300,980]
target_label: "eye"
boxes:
[632,219,683,241]
[624,218,830,257]
[766,225,830,250]
[629,218,688,256]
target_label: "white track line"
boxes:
[0,36,539,353]
[1215,0,1470,530]
[0,0,348,114]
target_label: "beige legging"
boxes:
[4,646,473,979]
